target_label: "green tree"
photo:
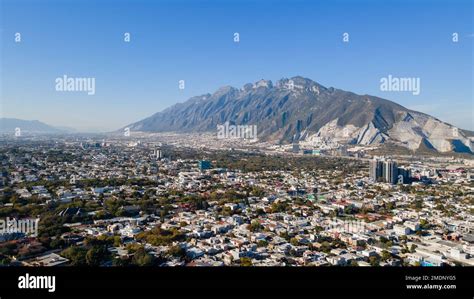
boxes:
[249,220,263,232]
[61,247,87,265]
[131,247,155,266]
[86,246,108,266]
[240,257,252,266]
[290,238,299,246]
[368,256,380,266]
[167,245,185,258]
[381,250,391,261]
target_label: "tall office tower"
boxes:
[153,148,163,160]
[156,148,163,160]
[369,159,384,182]
[292,143,300,153]
[384,161,398,184]
[369,160,378,181]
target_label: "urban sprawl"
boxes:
[0,133,473,267]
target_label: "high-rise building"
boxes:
[383,161,398,184]
[153,148,163,160]
[370,159,407,184]
[292,143,300,153]
[369,160,377,181]
[369,159,384,182]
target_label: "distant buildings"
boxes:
[198,160,212,171]
[153,148,163,160]
[397,167,411,184]
[2,136,473,268]
[303,149,321,156]
[369,159,411,184]
[369,160,384,182]
[292,143,300,153]
[384,160,398,184]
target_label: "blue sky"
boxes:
[1,0,473,132]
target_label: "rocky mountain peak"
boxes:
[124,76,473,154]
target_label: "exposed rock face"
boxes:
[125,76,473,154]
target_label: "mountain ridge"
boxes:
[125,76,473,154]
[0,118,69,134]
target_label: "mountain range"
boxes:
[125,76,473,154]
[0,118,70,134]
